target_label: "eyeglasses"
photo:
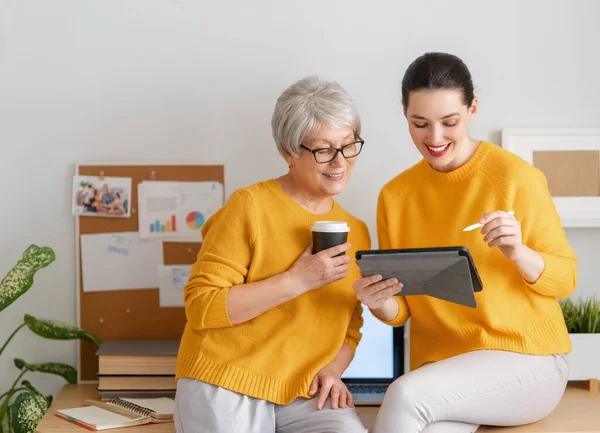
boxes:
[299,136,364,164]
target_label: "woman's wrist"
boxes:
[280,271,308,298]
[321,363,343,378]
[370,297,399,322]
[510,245,544,284]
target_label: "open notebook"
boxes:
[55,397,175,430]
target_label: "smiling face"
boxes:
[290,124,359,199]
[405,89,478,172]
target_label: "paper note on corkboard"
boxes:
[532,150,600,197]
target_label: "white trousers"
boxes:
[372,350,569,433]
[175,378,368,433]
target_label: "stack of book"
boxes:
[96,340,179,401]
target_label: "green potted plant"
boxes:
[0,245,100,433]
[559,296,600,381]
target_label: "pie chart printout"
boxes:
[186,211,205,230]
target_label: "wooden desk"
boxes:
[477,382,600,433]
[37,383,600,432]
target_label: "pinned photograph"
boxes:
[72,175,132,218]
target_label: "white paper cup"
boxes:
[311,221,350,255]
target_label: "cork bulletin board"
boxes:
[75,164,225,382]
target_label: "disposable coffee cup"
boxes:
[311,221,350,256]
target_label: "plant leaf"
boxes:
[18,360,77,384]
[560,296,600,334]
[20,381,42,398]
[24,315,100,347]
[14,358,26,370]
[11,391,48,433]
[0,245,55,312]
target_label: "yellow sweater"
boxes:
[176,179,370,404]
[377,141,577,370]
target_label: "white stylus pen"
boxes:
[463,211,515,232]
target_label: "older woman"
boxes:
[175,76,370,433]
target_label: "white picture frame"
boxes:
[502,128,600,228]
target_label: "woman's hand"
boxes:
[309,364,353,410]
[480,210,546,283]
[479,210,524,261]
[353,274,403,310]
[286,243,351,293]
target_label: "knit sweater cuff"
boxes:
[202,287,232,328]
[524,252,576,299]
[343,337,359,353]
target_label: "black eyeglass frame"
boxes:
[299,136,365,164]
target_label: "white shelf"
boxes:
[561,218,600,228]
[554,197,600,228]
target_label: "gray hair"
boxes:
[271,76,361,157]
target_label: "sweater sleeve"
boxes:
[343,300,364,353]
[183,189,257,330]
[344,221,370,352]
[514,168,578,299]
[374,190,411,327]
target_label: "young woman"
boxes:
[353,52,577,433]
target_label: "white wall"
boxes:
[1,0,599,396]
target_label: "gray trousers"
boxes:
[372,350,570,433]
[175,378,367,433]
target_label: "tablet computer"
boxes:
[355,246,482,308]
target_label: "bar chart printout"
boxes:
[150,214,177,233]
[138,181,224,242]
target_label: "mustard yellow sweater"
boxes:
[377,141,577,370]
[176,179,370,404]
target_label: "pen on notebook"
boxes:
[463,211,515,232]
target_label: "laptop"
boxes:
[342,325,405,405]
